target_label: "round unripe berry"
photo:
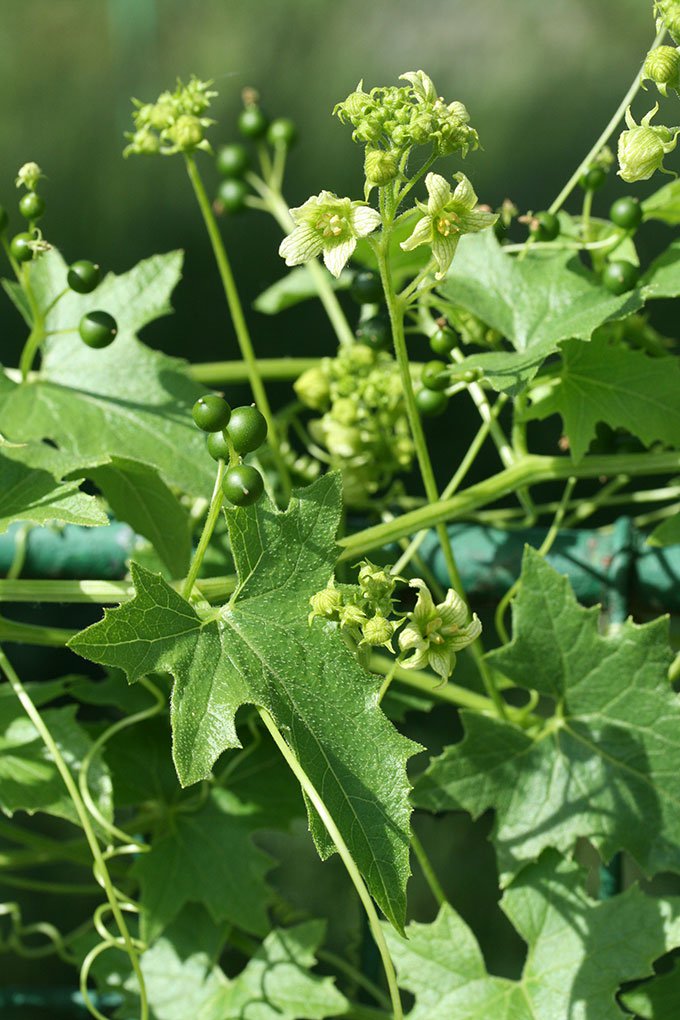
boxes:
[207,430,231,461]
[609,197,643,231]
[78,310,118,349]
[10,232,34,263]
[355,313,391,351]
[429,327,457,356]
[238,106,269,139]
[0,205,8,233]
[19,192,45,221]
[350,270,383,305]
[216,178,248,213]
[416,388,448,417]
[192,395,232,433]
[421,360,449,392]
[579,167,607,191]
[602,260,639,295]
[529,212,560,242]
[216,143,249,178]
[227,405,268,454]
[222,465,264,506]
[267,118,297,148]
[67,260,101,294]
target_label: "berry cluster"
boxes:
[192,394,268,506]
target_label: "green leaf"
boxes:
[133,787,275,942]
[253,266,351,315]
[0,686,112,826]
[83,456,192,577]
[640,239,680,300]
[439,231,642,393]
[0,250,215,498]
[69,474,417,932]
[643,178,680,225]
[415,548,680,883]
[526,334,680,462]
[0,437,107,533]
[200,920,348,1020]
[649,512,680,547]
[385,851,680,1020]
[1,279,32,326]
[621,960,680,1019]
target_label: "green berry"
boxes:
[227,405,268,454]
[10,232,34,263]
[67,260,101,294]
[19,192,45,221]
[238,106,269,139]
[429,327,457,356]
[602,260,639,295]
[267,118,297,148]
[222,465,264,506]
[609,197,643,231]
[415,388,448,417]
[350,270,383,305]
[216,178,248,213]
[215,143,249,178]
[207,430,231,461]
[421,360,449,392]
[355,313,391,351]
[0,205,8,233]
[529,212,560,242]
[192,395,232,433]
[78,310,118,349]
[579,167,607,191]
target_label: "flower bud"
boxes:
[294,366,330,410]
[617,105,680,183]
[364,148,399,186]
[642,45,680,96]
[15,162,42,191]
[358,561,396,607]
[165,114,204,151]
[360,614,395,647]
[308,584,343,624]
[656,1,680,43]
[123,128,162,157]
[340,602,368,629]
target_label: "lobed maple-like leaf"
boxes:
[416,547,680,883]
[69,474,418,931]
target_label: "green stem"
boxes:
[338,451,680,561]
[0,614,75,647]
[181,460,226,600]
[669,649,680,685]
[184,154,291,499]
[0,648,148,1020]
[318,949,391,1010]
[549,24,667,214]
[258,707,404,1020]
[18,267,46,381]
[0,575,236,605]
[190,357,320,385]
[410,829,446,907]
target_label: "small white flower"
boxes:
[398,578,482,682]
[279,192,381,278]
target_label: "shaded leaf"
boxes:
[649,513,680,547]
[254,266,351,315]
[620,959,680,1019]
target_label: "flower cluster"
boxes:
[309,560,400,650]
[334,70,479,159]
[655,0,680,43]
[279,192,381,278]
[294,344,414,503]
[617,104,680,182]
[123,77,217,157]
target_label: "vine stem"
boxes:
[410,829,446,908]
[181,459,226,600]
[375,233,507,718]
[18,265,46,381]
[184,154,291,499]
[549,24,667,214]
[257,707,404,1020]
[190,357,320,385]
[0,647,149,1020]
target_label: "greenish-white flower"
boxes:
[400,172,497,279]
[279,192,382,278]
[398,579,481,682]
[617,105,680,183]
[15,162,43,190]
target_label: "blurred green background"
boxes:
[0,0,660,372]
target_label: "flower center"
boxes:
[436,213,459,237]
[317,212,347,238]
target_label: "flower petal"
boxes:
[455,208,499,234]
[428,646,456,681]
[410,578,437,630]
[451,172,478,210]
[437,588,469,630]
[400,214,433,252]
[350,204,382,237]
[323,237,356,278]
[398,624,425,653]
[279,224,324,267]
[431,231,460,279]
[425,173,453,215]
[400,645,431,671]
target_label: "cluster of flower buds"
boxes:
[123,77,217,157]
[655,0,680,43]
[294,344,414,503]
[309,565,482,682]
[334,70,479,168]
